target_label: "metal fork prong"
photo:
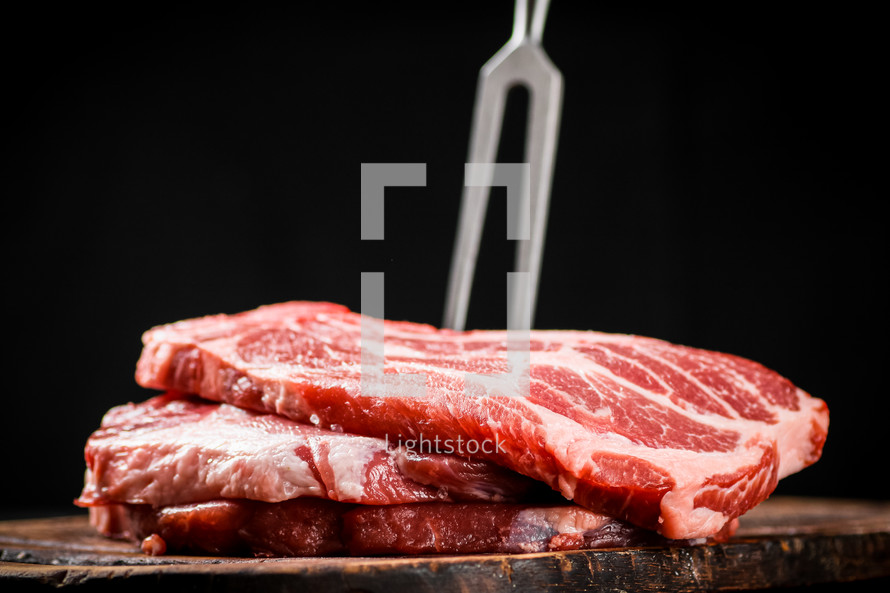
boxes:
[443,70,509,332]
[511,48,563,330]
[443,0,561,332]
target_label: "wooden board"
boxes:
[1,497,888,591]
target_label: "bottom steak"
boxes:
[343,502,735,554]
[91,499,349,557]
[91,499,737,557]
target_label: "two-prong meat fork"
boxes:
[443,0,563,332]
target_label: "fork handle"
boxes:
[512,0,553,45]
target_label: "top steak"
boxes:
[135,301,828,539]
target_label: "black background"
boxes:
[2,3,885,517]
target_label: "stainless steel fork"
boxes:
[443,0,563,331]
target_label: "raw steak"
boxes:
[135,301,829,539]
[77,393,535,508]
[91,499,349,556]
[343,502,736,555]
[91,499,735,557]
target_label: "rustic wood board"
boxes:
[1,497,888,591]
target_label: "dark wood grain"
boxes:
[1,497,888,591]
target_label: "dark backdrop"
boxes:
[2,3,884,516]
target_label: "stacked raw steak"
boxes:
[78,301,828,556]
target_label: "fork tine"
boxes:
[511,48,563,330]
[443,0,562,332]
[443,64,509,332]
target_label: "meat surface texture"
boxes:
[343,502,735,555]
[135,301,829,539]
[91,499,734,557]
[91,499,349,557]
[77,393,534,508]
